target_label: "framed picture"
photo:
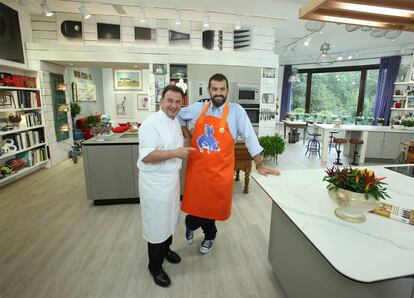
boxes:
[155,89,163,103]
[262,67,276,78]
[137,94,149,110]
[114,69,142,90]
[72,82,96,101]
[73,70,80,78]
[115,93,133,117]
[81,72,88,79]
[153,64,167,75]
[407,96,414,108]
[0,90,14,108]
[262,93,275,104]
[155,75,166,89]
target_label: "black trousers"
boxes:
[185,214,217,240]
[147,235,172,273]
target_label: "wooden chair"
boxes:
[234,142,253,194]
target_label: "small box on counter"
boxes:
[370,203,414,225]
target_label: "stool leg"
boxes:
[350,144,359,166]
[334,143,343,165]
[305,139,312,156]
[329,135,333,153]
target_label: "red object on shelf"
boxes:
[395,102,401,108]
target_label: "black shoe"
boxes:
[150,269,171,287]
[165,250,181,264]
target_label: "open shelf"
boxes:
[0,125,44,137]
[0,86,39,91]
[394,81,414,85]
[0,143,47,160]
[0,160,48,187]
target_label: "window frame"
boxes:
[297,64,379,117]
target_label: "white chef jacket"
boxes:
[138,110,184,243]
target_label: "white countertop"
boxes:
[252,166,414,283]
[315,124,414,133]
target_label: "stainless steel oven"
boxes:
[240,103,259,127]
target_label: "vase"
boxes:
[328,187,379,223]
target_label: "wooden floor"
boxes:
[0,138,394,298]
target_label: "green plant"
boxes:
[401,118,414,127]
[258,134,285,164]
[70,102,81,119]
[323,166,389,201]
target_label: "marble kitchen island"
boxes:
[253,165,414,298]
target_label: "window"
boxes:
[290,65,379,123]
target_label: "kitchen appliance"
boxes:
[385,165,414,178]
[237,84,260,104]
[240,103,259,127]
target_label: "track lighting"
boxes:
[203,15,209,27]
[79,4,91,19]
[139,7,147,23]
[175,9,181,25]
[41,0,53,17]
[303,36,312,46]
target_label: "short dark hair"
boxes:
[162,84,185,99]
[208,73,229,89]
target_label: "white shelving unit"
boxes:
[394,81,414,85]
[0,78,49,187]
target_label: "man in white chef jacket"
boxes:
[138,85,194,288]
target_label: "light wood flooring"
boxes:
[0,137,395,298]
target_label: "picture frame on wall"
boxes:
[155,75,166,89]
[262,67,276,78]
[137,94,149,110]
[153,64,167,75]
[262,93,275,104]
[115,93,133,117]
[155,89,163,103]
[114,69,142,90]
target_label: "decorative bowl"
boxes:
[328,187,380,223]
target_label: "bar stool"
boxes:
[350,139,364,166]
[333,138,347,165]
[305,132,321,158]
[328,130,339,152]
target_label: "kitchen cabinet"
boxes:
[365,132,404,159]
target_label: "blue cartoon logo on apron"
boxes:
[197,124,220,154]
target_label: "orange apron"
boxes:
[181,102,234,221]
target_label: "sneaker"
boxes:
[185,223,194,245]
[200,239,214,254]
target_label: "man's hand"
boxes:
[257,166,281,177]
[175,147,196,159]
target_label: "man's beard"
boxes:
[211,95,226,107]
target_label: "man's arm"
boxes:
[252,153,280,176]
[181,126,192,147]
[142,147,195,163]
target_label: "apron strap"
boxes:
[199,102,211,122]
[199,101,229,129]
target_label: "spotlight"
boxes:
[41,0,53,17]
[79,4,91,19]
[139,7,146,23]
[304,36,312,46]
[175,9,181,25]
[235,18,241,30]
[203,15,209,27]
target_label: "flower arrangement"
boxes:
[323,166,389,201]
[90,123,112,136]
[377,117,385,124]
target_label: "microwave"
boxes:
[237,84,260,104]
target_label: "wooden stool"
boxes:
[234,142,253,194]
[350,139,364,165]
[406,145,414,164]
[328,131,339,152]
[333,138,347,165]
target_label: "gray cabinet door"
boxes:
[131,145,139,198]
[84,145,135,200]
[382,133,402,159]
[365,132,384,158]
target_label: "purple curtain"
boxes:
[280,65,292,120]
[373,56,401,125]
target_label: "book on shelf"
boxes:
[370,203,414,225]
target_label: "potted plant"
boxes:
[376,117,385,126]
[323,166,389,223]
[258,134,286,164]
[401,118,414,130]
[70,102,82,140]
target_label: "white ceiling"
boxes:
[26,0,414,64]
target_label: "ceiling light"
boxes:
[235,18,241,30]
[79,4,91,19]
[139,7,146,23]
[340,3,414,18]
[317,42,333,65]
[337,55,343,61]
[304,36,312,46]
[203,15,209,27]
[41,0,53,17]
[288,67,301,83]
[175,9,181,25]
[347,53,353,60]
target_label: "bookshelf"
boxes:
[0,76,49,187]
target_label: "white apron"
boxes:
[139,170,180,243]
